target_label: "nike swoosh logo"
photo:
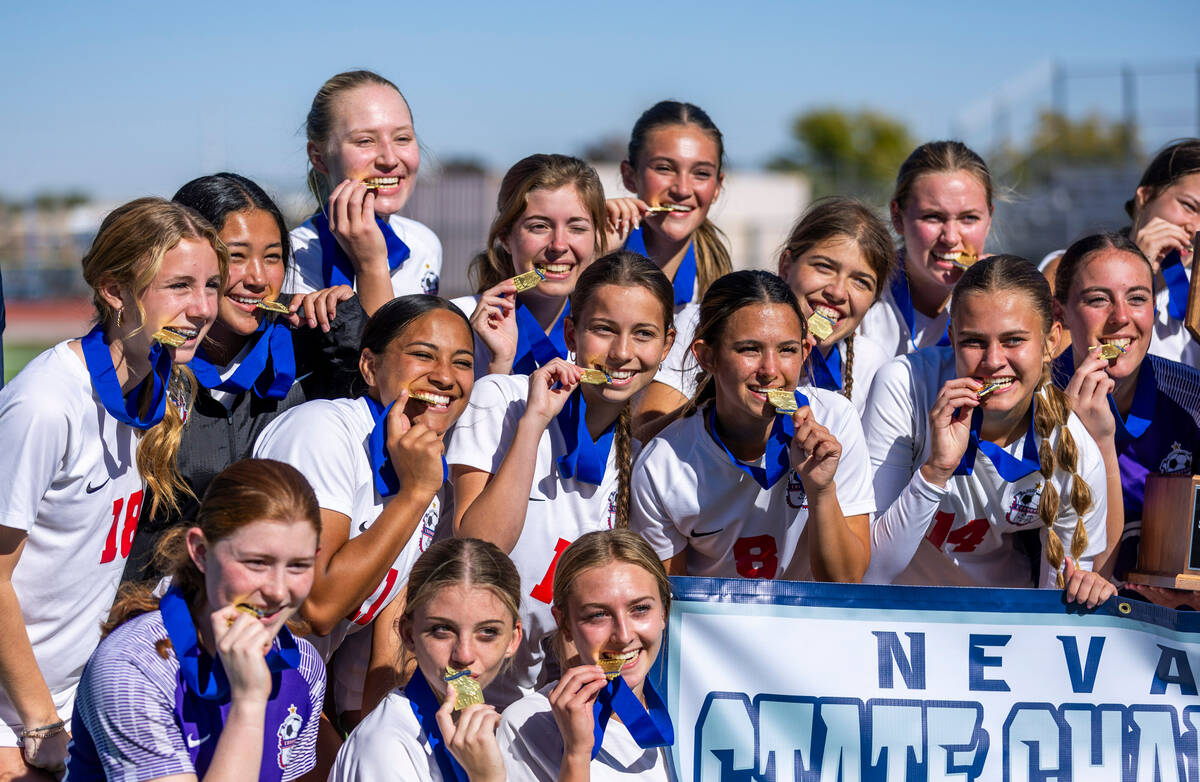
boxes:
[85,478,109,494]
[186,733,209,748]
[690,528,723,538]
[359,520,371,533]
[527,497,546,502]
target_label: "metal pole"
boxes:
[1122,64,1137,161]
[1052,61,1067,118]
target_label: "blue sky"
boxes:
[1,1,1196,201]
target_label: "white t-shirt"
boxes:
[445,374,626,707]
[862,346,1108,587]
[328,688,445,782]
[0,342,145,744]
[252,396,443,711]
[629,387,876,580]
[498,686,670,782]
[857,281,950,358]
[448,294,578,379]
[287,213,442,298]
[652,301,700,398]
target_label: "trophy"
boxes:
[1127,474,1200,590]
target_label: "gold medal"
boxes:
[644,204,691,213]
[255,299,291,314]
[766,388,798,413]
[152,328,188,348]
[807,312,835,341]
[511,269,545,293]
[579,368,611,384]
[1089,343,1126,360]
[597,652,636,680]
[444,667,485,710]
[950,251,979,271]
[226,602,264,627]
[976,381,1002,400]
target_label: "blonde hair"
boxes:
[305,70,408,207]
[550,530,670,666]
[403,538,522,626]
[626,100,731,298]
[469,154,608,293]
[950,255,1093,586]
[81,197,229,517]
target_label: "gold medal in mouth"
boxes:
[807,311,835,341]
[362,176,401,191]
[765,388,798,413]
[511,268,545,293]
[255,299,291,314]
[976,379,1011,400]
[1089,343,1127,360]
[152,328,189,347]
[579,368,611,385]
[226,602,265,627]
[597,651,637,680]
[949,251,979,271]
[444,667,485,709]
[644,204,692,213]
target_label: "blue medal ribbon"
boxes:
[590,675,674,760]
[312,212,411,288]
[365,395,448,498]
[952,403,1041,481]
[512,300,570,375]
[808,343,843,391]
[158,585,300,702]
[189,318,296,400]
[624,225,696,307]
[404,673,468,782]
[555,388,616,486]
[80,323,171,430]
[705,390,810,490]
[1161,249,1189,321]
[890,259,951,350]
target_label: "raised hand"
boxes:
[921,378,980,486]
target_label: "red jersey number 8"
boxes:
[733,534,778,579]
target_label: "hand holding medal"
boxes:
[1063,346,1118,445]
[921,377,982,486]
[523,358,584,428]
[468,278,520,372]
[787,403,842,494]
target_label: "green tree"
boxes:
[1002,110,1137,184]
[768,108,915,201]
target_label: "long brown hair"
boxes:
[1126,139,1200,219]
[950,256,1093,586]
[469,154,607,293]
[569,251,674,528]
[1053,231,1154,306]
[779,197,897,401]
[625,100,731,298]
[305,70,408,207]
[81,197,230,517]
[105,459,322,653]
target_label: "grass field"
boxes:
[4,342,52,384]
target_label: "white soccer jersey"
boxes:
[857,282,950,358]
[862,346,1108,588]
[629,387,875,580]
[1151,265,1200,366]
[286,213,442,297]
[445,374,626,708]
[328,689,444,782]
[652,301,700,398]
[498,686,670,782]
[252,397,443,710]
[0,342,144,744]
[813,334,891,415]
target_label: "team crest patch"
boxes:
[419,502,439,552]
[606,489,617,529]
[786,471,808,510]
[1005,483,1042,526]
[420,269,440,296]
[276,704,303,768]
[1160,441,1192,474]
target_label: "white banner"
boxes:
[660,578,1200,782]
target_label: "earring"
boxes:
[116,308,124,328]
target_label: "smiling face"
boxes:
[209,209,285,341]
[360,309,475,435]
[192,517,319,632]
[565,283,673,405]
[111,237,222,364]
[401,583,521,697]
[694,302,809,425]
[557,561,665,693]
[892,171,991,297]
[502,185,597,300]
[1133,171,1200,258]
[310,83,419,216]
[778,235,879,346]
[1060,249,1155,381]
[952,289,1057,434]
[622,124,722,246]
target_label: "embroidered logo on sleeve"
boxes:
[786,471,808,510]
[1005,483,1043,527]
[277,704,304,769]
